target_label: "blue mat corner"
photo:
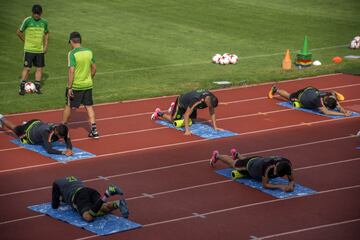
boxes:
[28,203,141,235]
[277,101,360,119]
[11,139,95,163]
[156,120,237,139]
[215,168,316,198]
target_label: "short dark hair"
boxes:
[323,96,337,109]
[69,32,82,44]
[276,161,292,177]
[32,4,42,14]
[206,93,218,108]
[55,124,68,138]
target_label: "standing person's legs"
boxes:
[83,89,99,138]
[33,53,45,93]
[62,105,72,124]
[19,52,34,95]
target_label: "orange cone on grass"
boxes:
[282,49,292,70]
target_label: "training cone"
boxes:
[282,49,292,70]
[332,56,342,63]
[300,36,310,55]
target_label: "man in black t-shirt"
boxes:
[210,149,295,192]
[52,176,129,221]
[0,115,72,156]
[150,90,221,135]
[268,86,350,117]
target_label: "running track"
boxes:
[0,73,359,240]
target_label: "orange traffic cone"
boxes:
[282,49,292,70]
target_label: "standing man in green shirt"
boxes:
[17,4,49,95]
[62,32,99,139]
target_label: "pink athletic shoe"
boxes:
[151,108,161,120]
[231,148,238,160]
[210,150,219,167]
[168,102,175,113]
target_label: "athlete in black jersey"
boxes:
[0,115,73,156]
[52,176,129,221]
[150,90,221,135]
[210,149,295,192]
[268,85,350,117]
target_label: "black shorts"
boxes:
[23,52,45,68]
[171,96,197,120]
[73,187,101,215]
[13,119,40,137]
[65,88,94,108]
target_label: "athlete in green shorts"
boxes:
[17,4,49,95]
[62,32,99,139]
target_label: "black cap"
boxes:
[32,4,42,14]
[68,32,81,43]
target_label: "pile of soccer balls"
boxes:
[349,36,360,49]
[212,53,239,65]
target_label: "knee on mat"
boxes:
[82,212,94,222]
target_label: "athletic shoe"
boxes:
[88,130,100,139]
[0,114,3,128]
[150,108,161,120]
[268,85,278,99]
[168,102,175,113]
[35,81,41,94]
[19,82,25,95]
[231,148,239,160]
[118,199,129,218]
[210,150,219,167]
[106,185,124,196]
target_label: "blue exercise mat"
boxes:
[11,139,95,163]
[156,120,237,139]
[215,168,316,198]
[277,101,360,119]
[28,203,141,235]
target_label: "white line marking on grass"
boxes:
[0,45,347,86]
[255,218,360,239]
[1,161,360,227]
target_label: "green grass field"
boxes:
[0,0,359,114]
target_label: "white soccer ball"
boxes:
[212,54,222,63]
[24,82,36,93]
[229,54,239,64]
[354,36,360,42]
[219,55,230,65]
[350,40,360,49]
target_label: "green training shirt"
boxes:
[19,16,49,53]
[67,47,95,90]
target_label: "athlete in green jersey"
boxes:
[62,32,99,139]
[17,4,49,95]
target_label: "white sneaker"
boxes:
[150,108,161,120]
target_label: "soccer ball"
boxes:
[350,36,360,49]
[212,54,222,63]
[229,54,239,64]
[219,55,230,65]
[24,82,36,93]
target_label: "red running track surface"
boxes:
[0,73,359,240]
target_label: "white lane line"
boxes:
[256,218,360,239]
[1,96,359,154]
[0,134,356,197]
[0,115,358,174]
[1,162,359,227]
[2,80,357,130]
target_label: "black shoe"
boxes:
[88,130,100,139]
[19,82,26,95]
[268,85,278,99]
[35,81,41,94]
